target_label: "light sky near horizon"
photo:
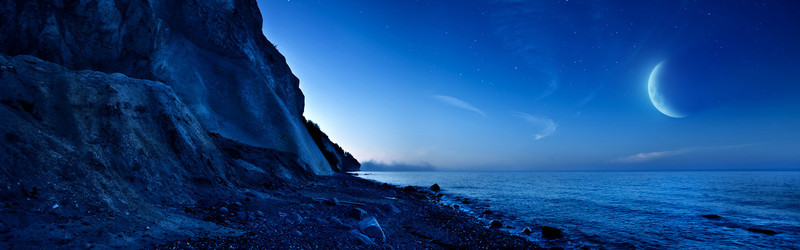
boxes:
[257,0,800,170]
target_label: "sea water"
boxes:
[356,171,800,249]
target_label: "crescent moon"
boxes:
[648,61,687,118]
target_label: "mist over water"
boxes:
[357,171,800,248]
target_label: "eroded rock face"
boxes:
[0,0,332,174]
[0,54,317,247]
[1,54,309,209]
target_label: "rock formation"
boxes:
[0,0,332,174]
[0,0,358,247]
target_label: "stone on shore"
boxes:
[218,207,229,214]
[349,229,378,246]
[386,204,402,214]
[429,184,441,192]
[522,227,532,234]
[358,217,386,242]
[490,220,503,229]
[291,212,304,223]
[324,198,340,206]
[329,216,349,229]
[542,226,563,239]
[347,208,368,220]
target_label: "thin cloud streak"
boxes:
[514,112,557,140]
[432,95,487,117]
[613,144,761,164]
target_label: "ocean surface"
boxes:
[355,171,800,249]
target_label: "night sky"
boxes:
[257,0,800,170]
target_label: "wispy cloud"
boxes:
[514,112,557,140]
[613,148,692,163]
[432,95,487,117]
[613,144,761,164]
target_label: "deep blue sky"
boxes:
[257,0,800,170]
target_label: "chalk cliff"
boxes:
[0,1,360,247]
[0,0,333,174]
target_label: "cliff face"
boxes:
[0,0,331,174]
[305,120,361,172]
[0,1,358,247]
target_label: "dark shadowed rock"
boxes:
[542,226,563,239]
[522,227,532,234]
[349,229,378,246]
[290,212,303,223]
[701,214,722,220]
[481,210,492,215]
[324,198,340,206]
[385,204,401,214]
[347,208,368,220]
[490,220,503,229]
[747,228,777,235]
[329,216,349,229]
[403,186,416,193]
[358,217,385,242]
[218,207,229,214]
[429,184,440,192]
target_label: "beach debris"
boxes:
[747,228,777,235]
[701,214,722,220]
[358,217,386,242]
[218,207,229,214]
[347,208,368,220]
[429,184,440,192]
[490,220,503,229]
[349,229,378,246]
[542,226,564,239]
[522,227,532,234]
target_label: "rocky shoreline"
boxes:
[154,173,541,249]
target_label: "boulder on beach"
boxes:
[349,229,378,246]
[358,217,386,242]
[324,198,340,206]
[347,208,368,220]
[386,204,402,214]
[542,226,563,239]
[329,216,349,229]
[522,227,532,234]
[290,212,304,223]
[490,220,503,229]
[429,184,441,192]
